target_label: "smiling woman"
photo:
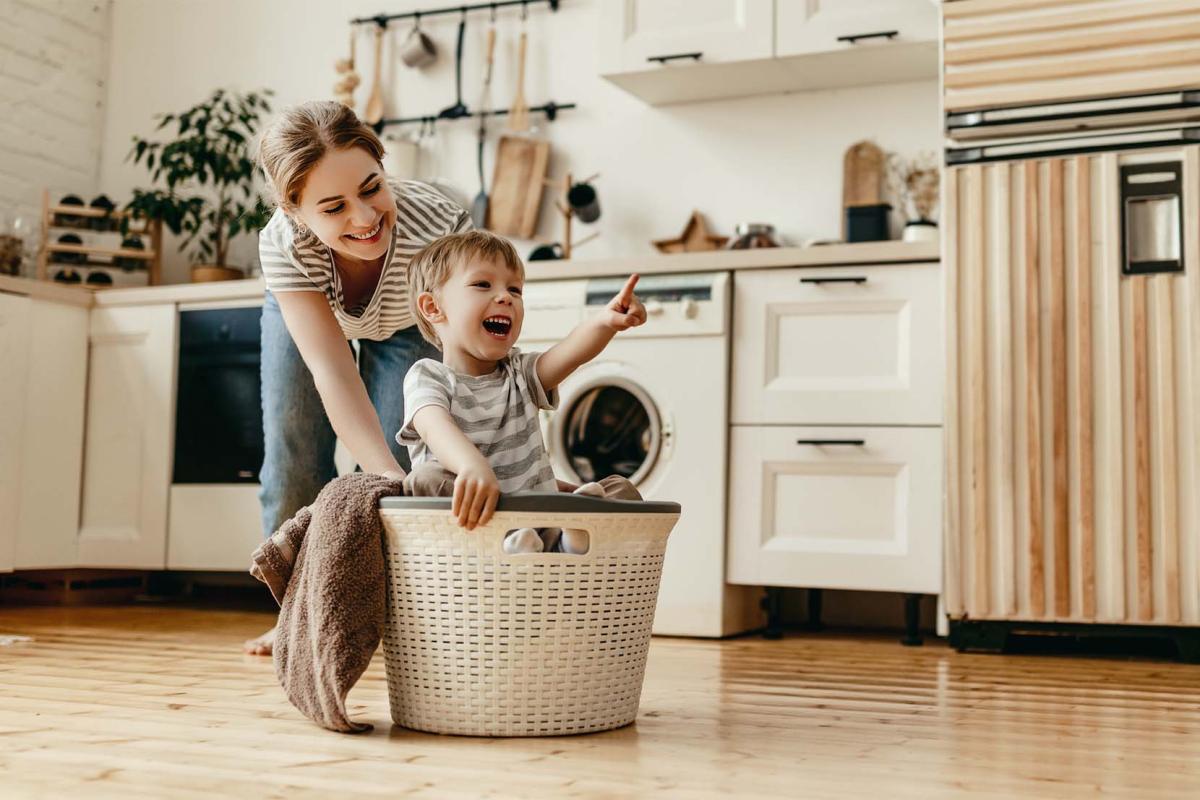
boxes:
[246,101,471,655]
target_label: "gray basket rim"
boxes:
[379,491,681,514]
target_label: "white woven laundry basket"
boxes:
[378,492,680,737]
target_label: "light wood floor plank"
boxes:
[0,607,1198,798]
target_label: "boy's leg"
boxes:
[402,462,457,497]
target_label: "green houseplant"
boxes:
[124,88,274,282]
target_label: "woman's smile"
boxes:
[344,217,384,244]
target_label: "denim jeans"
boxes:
[258,291,439,537]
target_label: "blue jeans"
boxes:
[258,291,439,538]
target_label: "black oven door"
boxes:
[173,306,264,484]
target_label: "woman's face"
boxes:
[294,146,396,265]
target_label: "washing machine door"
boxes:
[549,371,662,487]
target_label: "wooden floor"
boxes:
[0,607,1198,799]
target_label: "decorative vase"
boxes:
[191,265,244,283]
[902,219,938,243]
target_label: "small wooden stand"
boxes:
[545,171,600,259]
[36,188,162,287]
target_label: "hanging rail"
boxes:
[352,0,558,27]
[377,100,575,130]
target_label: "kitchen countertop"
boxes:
[0,240,938,307]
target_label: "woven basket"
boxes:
[378,493,681,737]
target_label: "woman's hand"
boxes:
[601,273,648,332]
[453,458,500,530]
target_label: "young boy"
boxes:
[398,230,648,552]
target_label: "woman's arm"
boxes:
[272,291,404,477]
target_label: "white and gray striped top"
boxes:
[258,178,471,341]
[397,349,559,493]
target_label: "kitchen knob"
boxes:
[681,298,699,319]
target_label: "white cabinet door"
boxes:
[731,263,942,426]
[14,300,89,569]
[600,0,774,73]
[78,304,177,568]
[0,294,32,573]
[776,0,937,57]
[727,425,942,593]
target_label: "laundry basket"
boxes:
[378,492,681,737]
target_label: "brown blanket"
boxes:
[251,472,404,734]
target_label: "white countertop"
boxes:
[0,240,938,307]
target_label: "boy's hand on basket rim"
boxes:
[453,459,500,530]
[601,273,647,332]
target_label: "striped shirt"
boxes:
[258,178,471,341]
[397,349,559,493]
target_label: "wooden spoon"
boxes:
[506,29,528,133]
[364,25,385,125]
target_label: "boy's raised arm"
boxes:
[536,273,647,392]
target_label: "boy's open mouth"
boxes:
[482,315,512,338]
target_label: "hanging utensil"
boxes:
[438,14,469,120]
[506,10,530,133]
[363,23,386,125]
[333,27,360,109]
[471,21,497,228]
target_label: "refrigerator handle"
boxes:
[1120,161,1185,276]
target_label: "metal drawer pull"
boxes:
[796,439,865,447]
[837,31,898,44]
[800,276,868,285]
[647,52,703,64]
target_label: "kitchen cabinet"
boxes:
[599,0,774,72]
[776,0,937,57]
[0,293,89,571]
[731,264,942,426]
[599,0,937,105]
[727,262,943,599]
[943,0,1200,113]
[77,303,177,569]
[944,149,1200,627]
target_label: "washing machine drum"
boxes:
[554,377,662,487]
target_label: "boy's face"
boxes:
[427,255,525,368]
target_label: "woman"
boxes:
[246,101,469,655]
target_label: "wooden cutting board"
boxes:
[487,134,549,239]
[843,140,885,208]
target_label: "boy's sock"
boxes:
[560,482,605,554]
[503,527,544,554]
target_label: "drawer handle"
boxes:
[647,51,703,64]
[800,276,868,285]
[796,439,865,447]
[837,31,898,44]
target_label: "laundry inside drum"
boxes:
[563,385,657,483]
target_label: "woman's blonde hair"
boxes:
[408,230,525,350]
[257,100,385,215]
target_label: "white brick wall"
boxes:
[0,0,111,272]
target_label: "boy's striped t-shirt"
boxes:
[397,349,559,493]
[258,178,470,341]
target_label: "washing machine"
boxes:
[520,271,762,637]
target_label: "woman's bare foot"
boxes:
[243,625,276,656]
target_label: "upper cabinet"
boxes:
[599,0,938,106]
[776,0,938,57]
[603,0,774,71]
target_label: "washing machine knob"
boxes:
[681,297,699,319]
[645,300,665,316]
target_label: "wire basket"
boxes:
[379,493,681,737]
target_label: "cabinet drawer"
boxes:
[731,263,942,425]
[727,425,942,593]
[943,0,1200,113]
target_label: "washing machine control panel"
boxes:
[583,272,728,337]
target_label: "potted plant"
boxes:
[124,88,274,282]
[886,151,940,243]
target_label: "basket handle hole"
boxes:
[502,526,591,555]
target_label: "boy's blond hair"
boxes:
[407,230,525,350]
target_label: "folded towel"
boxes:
[252,472,404,734]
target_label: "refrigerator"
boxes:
[941,86,1200,657]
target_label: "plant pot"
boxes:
[902,219,938,243]
[191,265,244,283]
